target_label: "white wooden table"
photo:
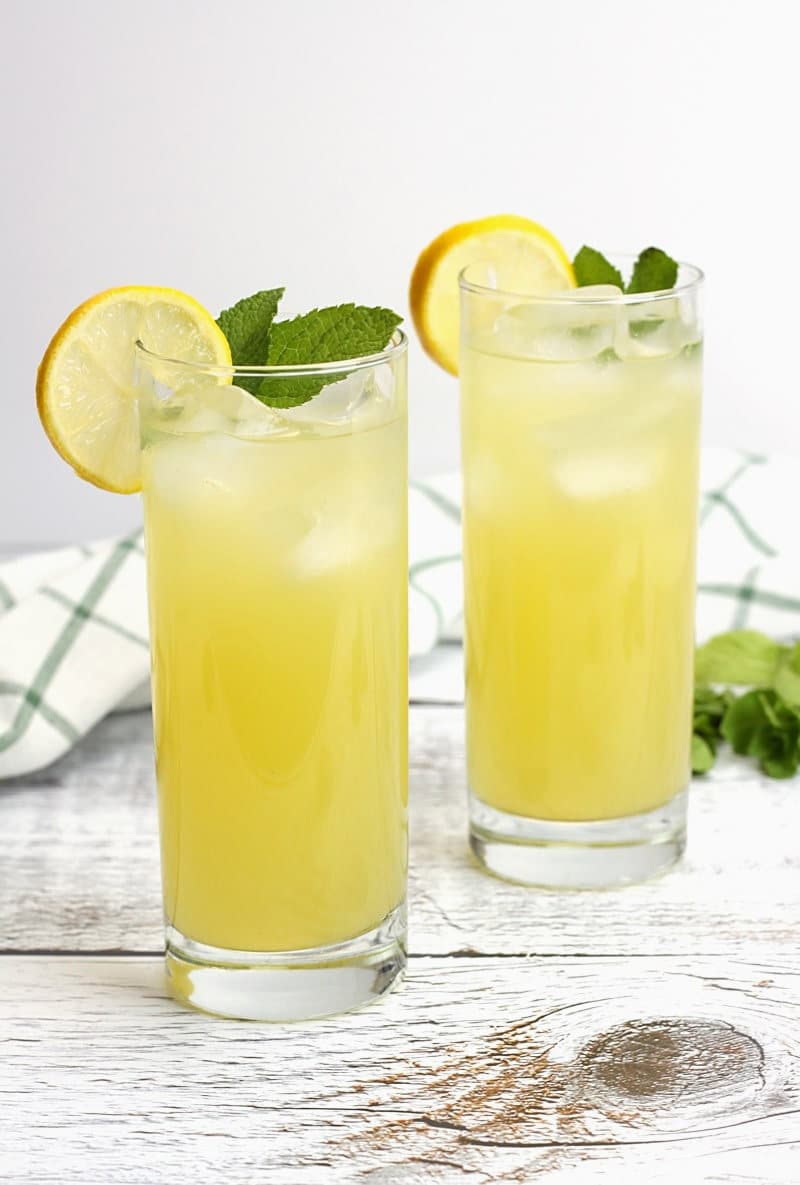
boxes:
[2,696,799,1183]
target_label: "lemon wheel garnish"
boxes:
[409,214,575,375]
[36,286,232,493]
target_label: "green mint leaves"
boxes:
[215,290,402,407]
[573,245,678,294]
[695,630,786,687]
[627,247,679,294]
[693,631,800,779]
[217,289,285,366]
[258,305,402,408]
[692,687,734,775]
[573,247,624,290]
[723,691,800,780]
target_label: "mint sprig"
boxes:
[722,691,800,780]
[217,288,284,397]
[694,630,786,687]
[572,245,679,294]
[692,630,800,778]
[217,289,284,365]
[573,247,624,289]
[259,304,402,407]
[627,247,678,294]
[215,290,401,407]
[692,687,734,774]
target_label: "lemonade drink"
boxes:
[35,277,407,1020]
[459,268,702,885]
[137,345,408,1014]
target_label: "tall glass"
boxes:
[459,261,703,888]
[134,335,408,1020]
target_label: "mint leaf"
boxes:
[217,288,284,365]
[573,246,623,289]
[691,733,715,775]
[692,686,734,775]
[751,691,800,778]
[774,643,800,708]
[722,689,800,778]
[627,247,678,295]
[217,288,284,397]
[722,689,770,754]
[257,304,402,407]
[763,753,800,779]
[694,630,786,687]
[693,637,800,779]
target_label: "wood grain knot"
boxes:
[575,1018,765,1104]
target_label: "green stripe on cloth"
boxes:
[0,582,13,610]
[730,565,760,629]
[410,581,445,632]
[702,491,777,558]
[411,480,461,523]
[409,553,462,633]
[0,534,139,755]
[0,681,80,744]
[699,452,767,526]
[40,588,149,650]
[698,581,800,616]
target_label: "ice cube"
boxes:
[615,297,687,359]
[221,384,297,438]
[372,362,395,402]
[494,287,625,362]
[158,379,293,439]
[144,434,249,508]
[289,489,400,579]
[553,447,663,500]
[281,368,397,435]
[283,371,367,428]
[290,518,361,577]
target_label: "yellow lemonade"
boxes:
[141,402,407,953]
[461,328,701,823]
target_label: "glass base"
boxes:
[164,904,407,1022]
[469,789,688,889]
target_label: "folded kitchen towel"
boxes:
[1,448,797,779]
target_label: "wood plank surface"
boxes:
[1,708,799,958]
[2,704,800,1181]
[3,954,799,1183]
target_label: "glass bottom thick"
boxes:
[164,903,407,1022]
[469,789,688,889]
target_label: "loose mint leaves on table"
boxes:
[573,245,679,293]
[216,289,402,406]
[693,630,800,779]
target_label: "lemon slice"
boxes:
[37,286,232,493]
[409,214,575,375]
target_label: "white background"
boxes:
[1,0,795,545]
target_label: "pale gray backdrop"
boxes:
[1,0,793,544]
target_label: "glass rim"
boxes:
[458,256,704,305]
[134,327,408,378]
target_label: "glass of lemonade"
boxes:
[134,335,408,1020]
[459,260,703,888]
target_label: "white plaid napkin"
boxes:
[1,448,797,779]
